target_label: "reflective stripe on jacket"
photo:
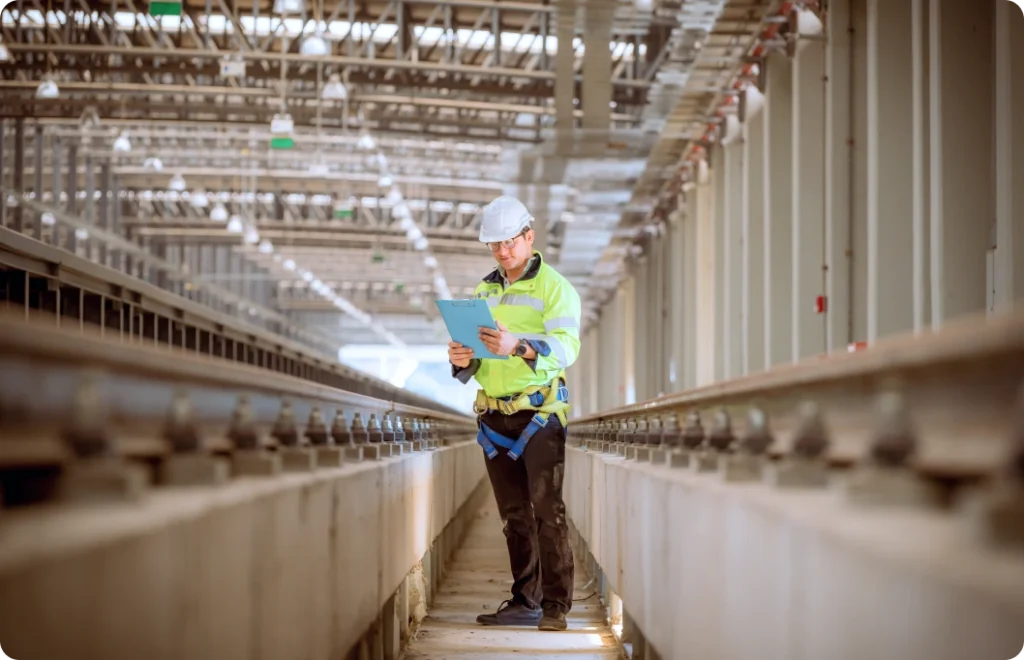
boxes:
[469,251,582,399]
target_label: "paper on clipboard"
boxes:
[435,299,509,360]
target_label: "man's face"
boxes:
[490,229,535,271]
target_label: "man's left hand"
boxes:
[478,320,520,357]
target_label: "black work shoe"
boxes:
[476,599,543,626]
[538,606,568,631]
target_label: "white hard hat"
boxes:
[479,196,533,243]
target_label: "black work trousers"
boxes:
[480,409,575,615]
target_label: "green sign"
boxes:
[371,252,385,264]
[333,208,353,220]
[149,1,182,15]
[270,136,295,150]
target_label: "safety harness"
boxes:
[473,377,570,460]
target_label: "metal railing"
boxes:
[0,222,460,414]
[0,311,475,508]
[567,307,1024,547]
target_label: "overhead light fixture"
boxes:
[378,174,393,188]
[696,157,710,183]
[322,73,348,100]
[210,203,228,222]
[273,0,305,13]
[143,157,163,172]
[424,255,438,269]
[357,132,376,151]
[219,55,246,77]
[790,7,824,37]
[0,43,10,63]
[243,224,260,244]
[270,112,294,135]
[41,212,56,226]
[300,31,330,57]
[739,84,765,122]
[719,114,742,145]
[74,228,89,241]
[283,259,297,271]
[393,202,411,219]
[35,77,59,99]
[112,132,132,152]
[169,173,186,191]
[226,215,244,233]
[258,239,274,254]
[191,190,209,208]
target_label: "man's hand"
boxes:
[448,341,475,368]
[478,320,520,357]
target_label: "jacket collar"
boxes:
[483,251,543,285]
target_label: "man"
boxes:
[448,195,582,632]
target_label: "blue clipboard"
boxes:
[435,299,509,360]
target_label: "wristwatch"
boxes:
[514,339,529,357]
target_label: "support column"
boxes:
[723,141,744,379]
[695,173,717,387]
[653,235,667,396]
[98,161,112,267]
[791,40,828,361]
[83,155,96,263]
[65,142,78,254]
[994,1,1024,311]
[554,0,576,155]
[867,0,915,341]
[928,0,994,324]
[623,277,636,405]
[711,145,727,381]
[825,0,858,349]
[516,183,550,257]
[50,138,62,248]
[586,327,599,414]
[851,0,870,341]
[111,177,122,270]
[11,119,24,233]
[682,193,699,390]
[764,52,793,369]
[667,207,686,392]
[742,109,766,374]
[634,257,649,401]
[33,125,43,240]
[581,0,613,142]
[0,120,6,226]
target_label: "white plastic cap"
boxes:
[479,195,534,243]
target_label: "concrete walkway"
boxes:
[403,502,624,660]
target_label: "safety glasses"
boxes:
[486,229,529,252]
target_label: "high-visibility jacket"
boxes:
[453,252,582,460]
[461,251,582,399]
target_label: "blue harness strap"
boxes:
[475,385,569,461]
[476,419,502,459]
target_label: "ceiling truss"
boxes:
[0,0,778,346]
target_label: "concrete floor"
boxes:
[403,503,624,660]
